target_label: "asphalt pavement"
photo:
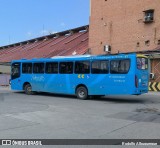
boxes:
[0,86,160,147]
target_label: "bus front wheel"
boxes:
[24,84,34,95]
[76,86,88,100]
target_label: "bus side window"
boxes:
[92,61,99,73]
[110,59,130,74]
[33,63,44,74]
[59,62,73,74]
[118,60,130,73]
[22,63,32,74]
[46,62,58,74]
[110,61,119,74]
[92,60,109,74]
[75,61,90,74]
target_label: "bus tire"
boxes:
[24,84,34,95]
[76,86,88,100]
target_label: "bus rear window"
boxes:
[137,57,148,70]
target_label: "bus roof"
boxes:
[51,55,93,59]
[12,53,138,63]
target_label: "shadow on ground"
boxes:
[13,91,147,104]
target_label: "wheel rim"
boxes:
[79,89,85,98]
[27,86,31,92]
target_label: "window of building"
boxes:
[75,61,90,74]
[110,59,130,74]
[92,60,109,74]
[59,62,73,74]
[22,63,32,74]
[145,40,150,46]
[46,62,58,74]
[33,63,44,74]
[144,9,154,23]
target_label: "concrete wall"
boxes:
[0,65,10,74]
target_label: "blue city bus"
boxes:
[11,53,149,99]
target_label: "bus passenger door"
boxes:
[11,62,22,90]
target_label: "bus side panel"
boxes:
[11,79,23,90]
[106,73,135,95]
[104,57,136,95]
[11,62,23,91]
[21,74,46,92]
[57,74,73,94]
[57,74,108,95]
[42,74,60,93]
[20,75,33,90]
[87,74,110,95]
[31,74,45,91]
[43,74,75,94]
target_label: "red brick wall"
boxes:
[89,0,160,55]
[151,59,160,82]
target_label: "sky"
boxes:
[0,0,89,46]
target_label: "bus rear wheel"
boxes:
[76,86,88,100]
[24,84,34,95]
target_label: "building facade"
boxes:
[89,0,160,54]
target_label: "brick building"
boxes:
[89,0,160,89]
[89,0,160,54]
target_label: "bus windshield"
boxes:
[137,57,148,70]
[11,63,20,79]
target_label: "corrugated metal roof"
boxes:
[0,25,89,63]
